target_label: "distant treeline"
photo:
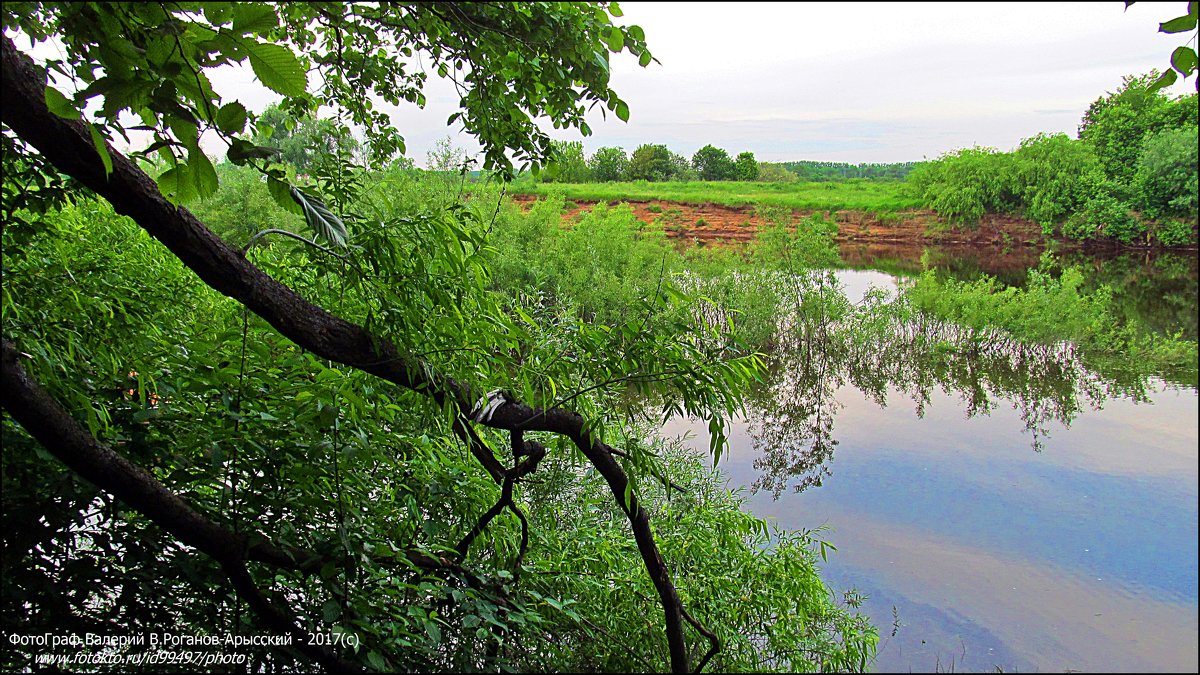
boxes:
[532,141,919,184]
[774,160,918,182]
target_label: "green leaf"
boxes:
[604,26,624,52]
[1160,13,1197,33]
[167,114,199,150]
[214,101,248,134]
[44,86,80,120]
[322,600,340,622]
[246,41,307,98]
[227,138,281,165]
[614,100,629,122]
[203,3,233,26]
[87,123,113,178]
[638,51,652,67]
[267,176,303,214]
[232,4,279,35]
[1148,68,1178,93]
[1171,46,1197,76]
[291,187,347,246]
[190,149,219,200]
[158,164,197,205]
[609,2,623,17]
[425,620,442,644]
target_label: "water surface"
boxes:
[662,259,1199,672]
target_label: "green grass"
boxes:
[510,179,923,213]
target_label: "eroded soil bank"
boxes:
[510,194,1055,273]
[511,194,1046,245]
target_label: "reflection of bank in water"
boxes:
[661,267,1198,673]
[840,247,1200,342]
[742,269,1171,496]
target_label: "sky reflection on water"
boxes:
[660,268,1198,673]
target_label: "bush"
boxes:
[906,147,1013,226]
[1063,194,1140,243]
[588,146,630,182]
[755,163,799,183]
[1079,72,1194,185]
[542,140,591,183]
[191,163,305,243]
[1153,218,1197,247]
[1011,133,1103,227]
[1135,126,1199,221]
[691,145,739,181]
[735,151,759,181]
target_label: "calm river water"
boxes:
[662,250,1198,672]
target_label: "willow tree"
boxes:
[1,2,879,672]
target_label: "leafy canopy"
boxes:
[0,2,859,673]
[691,144,738,181]
[629,142,675,181]
[588,145,631,182]
[2,1,653,223]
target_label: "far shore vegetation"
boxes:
[511,71,1197,250]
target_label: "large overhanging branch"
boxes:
[1,37,706,673]
[2,337,526,671]
[0,339,361,673]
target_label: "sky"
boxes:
[390,1,1195,166]
[564,1,1196,163]
[16,2,1197,167]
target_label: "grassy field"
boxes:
[509,179,924,213]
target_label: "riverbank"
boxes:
[508,194,1198,256]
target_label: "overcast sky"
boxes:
[392,1,1194,166]
[21,1,1196,167]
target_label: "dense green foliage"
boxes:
[1134,125,1199,222]
[909,73,1198,248]
[5,3,1197,673]
[254,102,360,173]
[3,168,881,672]
[692,144,739,181]
[756,162,802,183]
[735,151,760,181]
[906,256,1197,374]
[541,140,592,183]
[0,2,879,673]
[907,134,1105,229]
[588,145,631,182]
[1078,72,1198,185]
[629,143,677,182]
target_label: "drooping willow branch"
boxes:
[1,36,711,673]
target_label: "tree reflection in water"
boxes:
[745,276,1165,498]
